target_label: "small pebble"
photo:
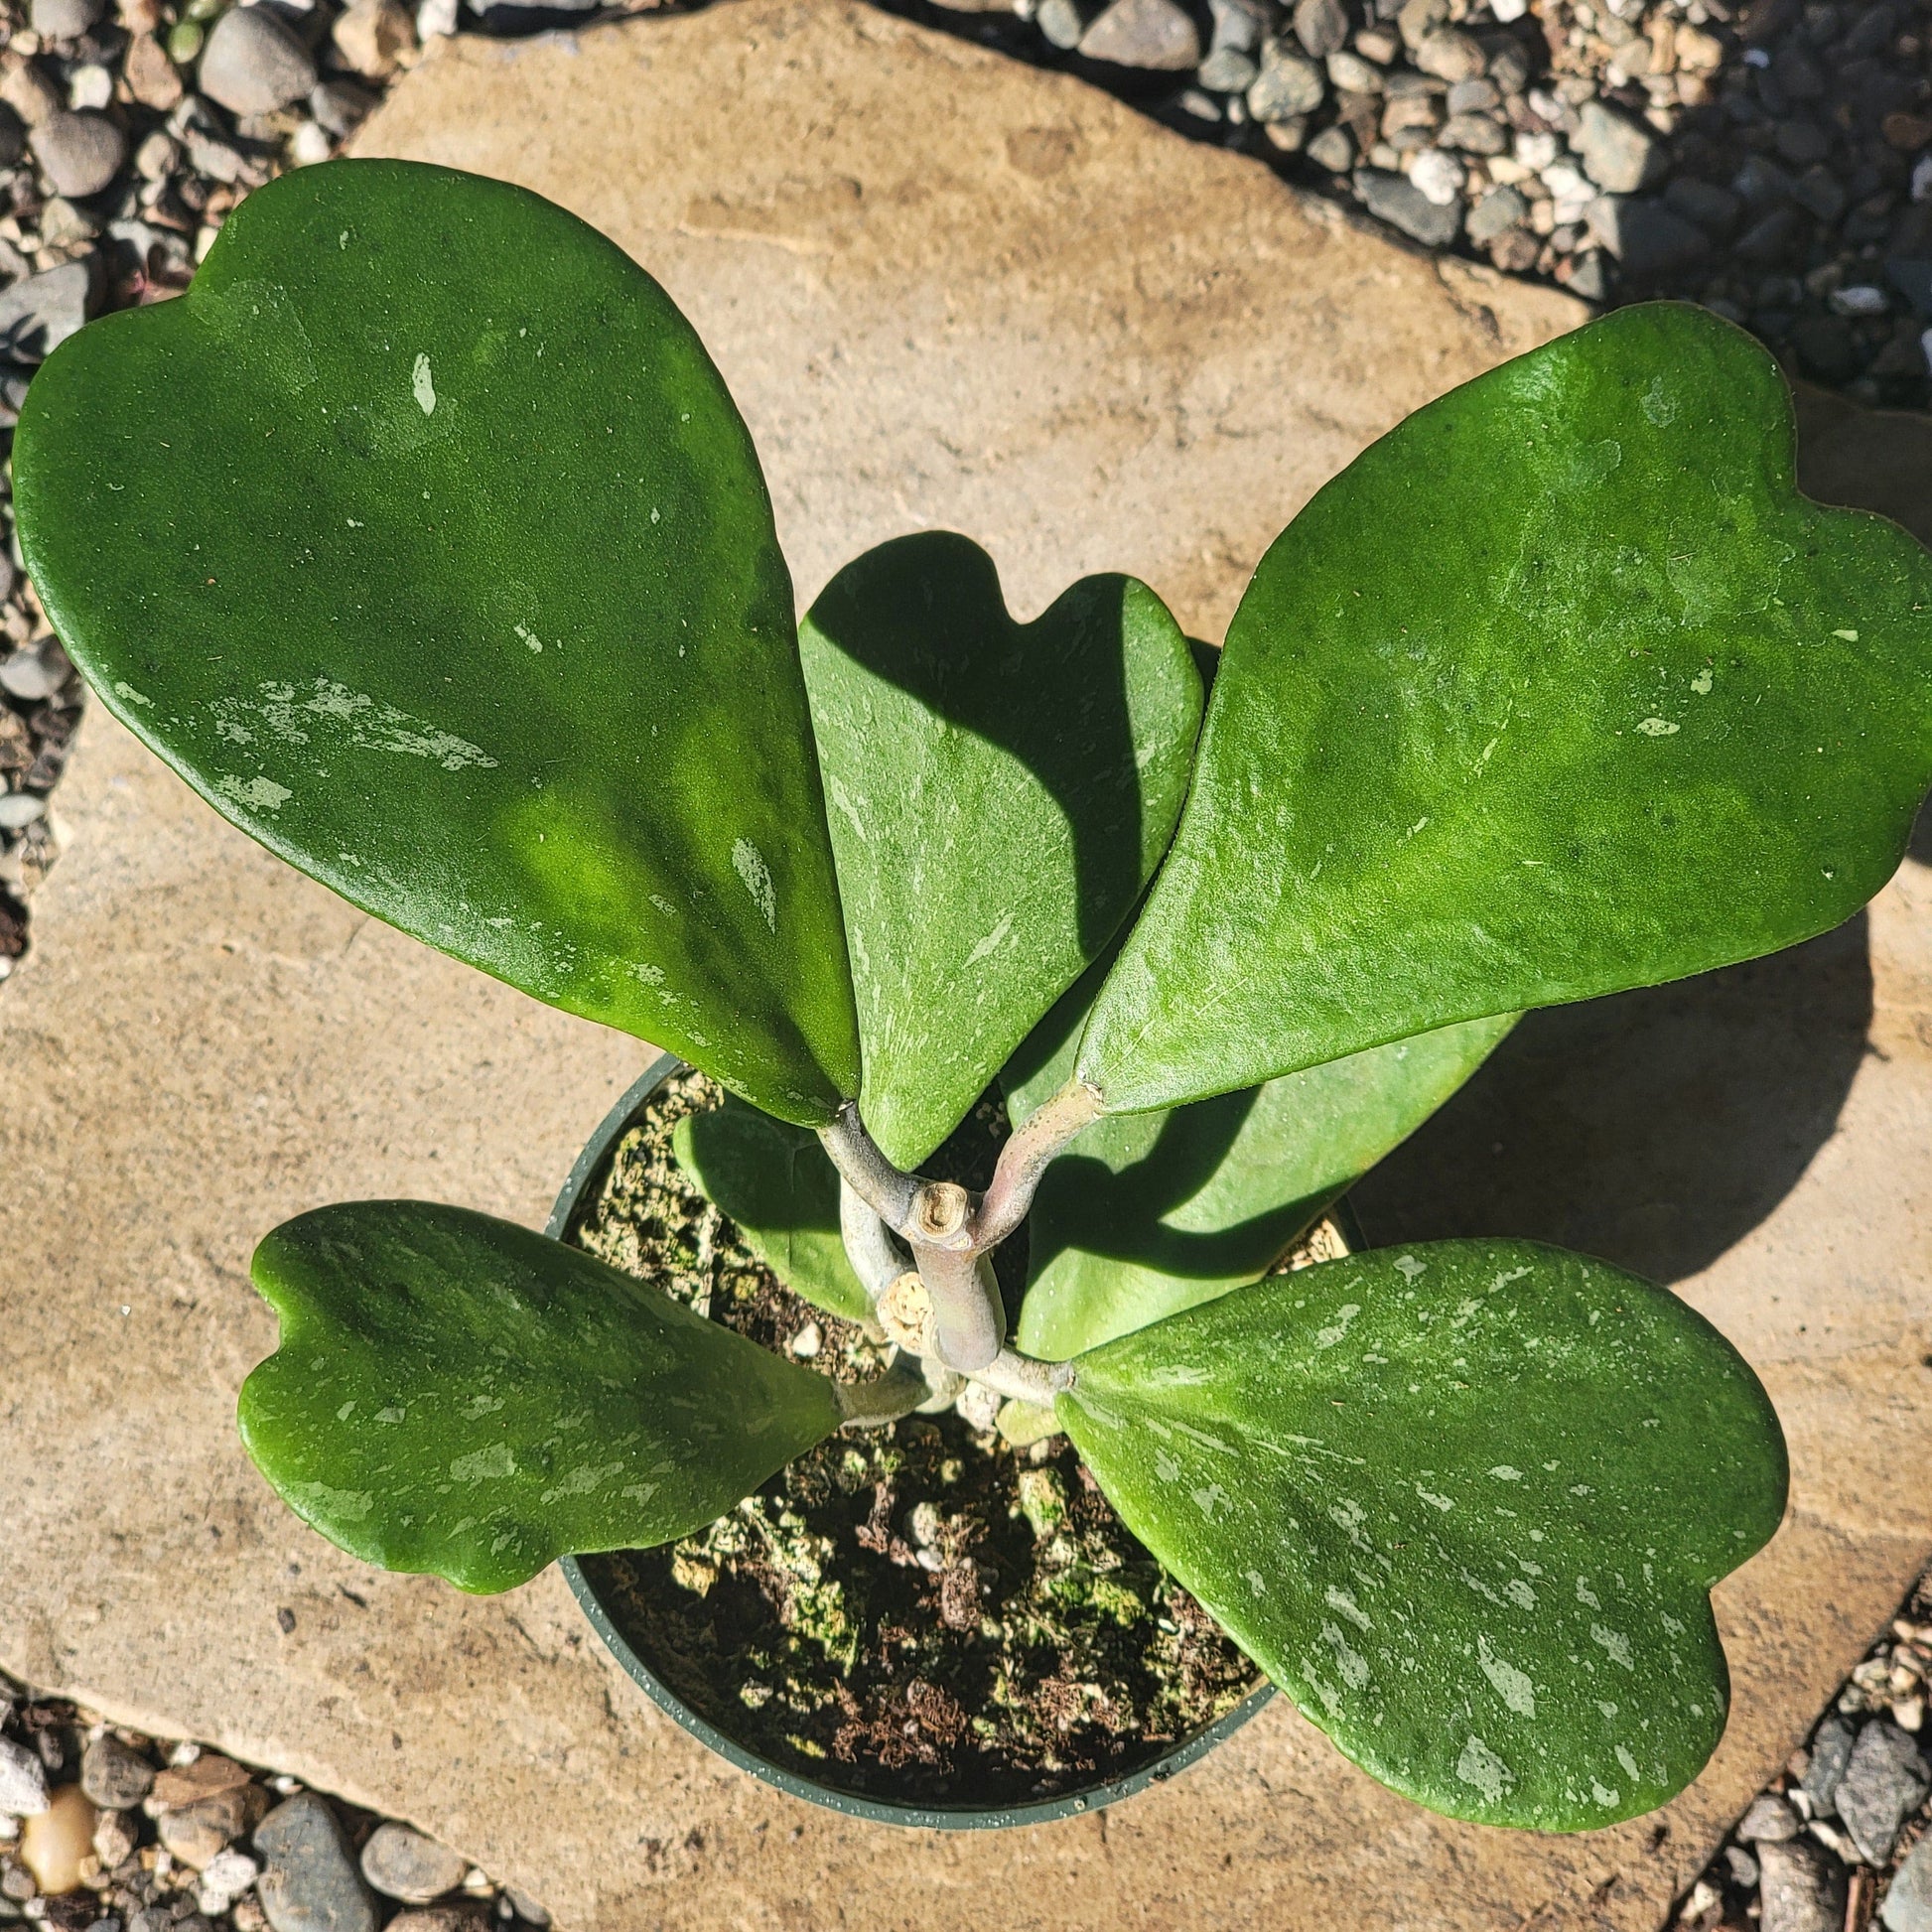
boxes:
[0,1743,47,1818]
[1306,123,1353,171]
[29,109,125,198]
[1408,146,1464,207]
[359,1824,467,1904]
[198,1846,261,1913]
[66,63,111,109]
[28,0,102,38]
[1358,165,1462,244]
[18,1785,95,1895]
[1247,41,1322,121]
[122,31,181,109]
[198,5,318,116]
[287,119,329,164]
[1412,26,1485,80]
[1757,1837,1845,1932]
[502,1890,548,1927]
[1738,1792,1801,1842]
[1573,98,1659,196]
[1836,1721,1928,1863]
[1077,0,1200,69]
[1293,0,1347,59]
[254,1792,377,1932]
[787,1320,821,1360]
[157,1801,234,1869]
[79,1738,153,1814]
[1466,184,1526,243]
[132,128,177,180]
[331,0,416,79]
[91,1807,137,1870]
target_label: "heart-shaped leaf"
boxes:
[15,159,860,1124]
[239,1199,842,1592]
[799,532,1201,1169]
[1004,947,1515,1359]
[1057,1241,1787,1828]
[1078,303,1932,1114]
[672,1096,873,1323]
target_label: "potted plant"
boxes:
[15,157,1932,1835]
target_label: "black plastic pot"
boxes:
[548,1054,1280,1830]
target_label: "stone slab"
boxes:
[3,3,1931,1929]
[348,0,1585,641]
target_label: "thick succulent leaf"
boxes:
[1078,303,1932,1114]
[800,531,1201,1169]
[15,158,860,1124]
[1018,1020,1514,1360]
[239,1199,841,1591]
[1058,1241,1787,1829]
[1004,948,1515,1360]
[672,1096,873,1323]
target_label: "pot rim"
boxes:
[547,1053,1280,1831]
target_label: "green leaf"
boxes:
[672,1096,873,1323]
[799,531,1201,1169]
[239,1199,842,1592]
[1017,1019,1515,1359]
[1057,1241,1787,1829]
[1078,304,1932,1114]
[15,159,860,1125]
[1004,945,1515,1360]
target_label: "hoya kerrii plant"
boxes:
[16,158,1932,1833]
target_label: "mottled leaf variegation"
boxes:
[1079,304,1932,1115]
[240,1200,842,1592]
[1058,1241,1787,1828]
[15,159,860,1124]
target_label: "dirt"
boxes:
[565,1067,1266,1810]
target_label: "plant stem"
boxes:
[839,1178,907,1304]
[973,1077,1102,1249]
[834,1351,932,1429]
[819,1101,919,1232]
[819,1088,1097,1376]
[908,1244,1004,1373]
[971,1349,1077,1405]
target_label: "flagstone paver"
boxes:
[3,5,1931,1928]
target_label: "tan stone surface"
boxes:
[3,3,1931,1928]
[350,0,1585,641]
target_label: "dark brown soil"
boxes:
[565,1067,1265,1810]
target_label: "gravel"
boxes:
[359,1823,468,1905]
[0,1669,551,1932]
[254,1793,377,1932]
[1674,1592,1932,1932]
[910,0,1932,404]
[1839,1720,1931,1863]
[197,6,318,115]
